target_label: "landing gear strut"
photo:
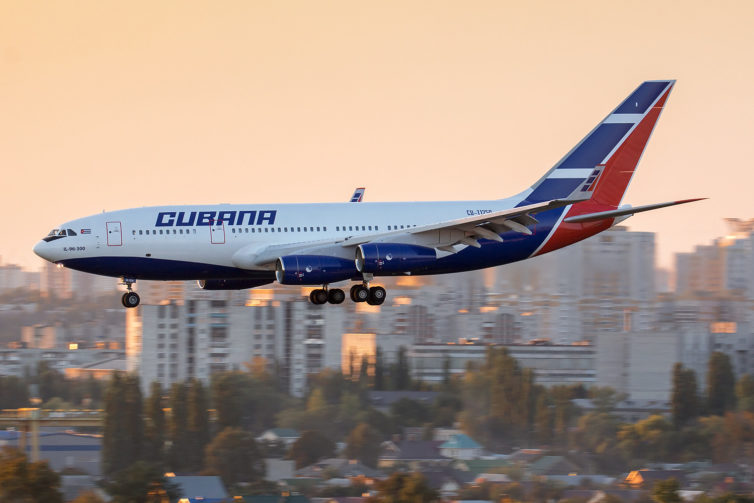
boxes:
[120,278,140,308]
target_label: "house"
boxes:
[171,475,229,503]
[625,469,686,489]
[439,434,483,460]
[258,428,301,446]
[527,455,580,476]
[368,391,439,413]
[420,467,475,499]
[379,440,449,470]
[296,458,383,480]
[454,458,511,477]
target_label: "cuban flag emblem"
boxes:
[81,229,92,234]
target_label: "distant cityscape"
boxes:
[2,218,753,403]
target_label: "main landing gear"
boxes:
[350,284,386,306]
[120,278,140,308]
[309,283,387,306]
[309,287,346,305]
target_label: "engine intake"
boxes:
[355,243,437,273]
[275,255,358,285]
[198,278,273,290]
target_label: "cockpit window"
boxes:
[42,228,68,242]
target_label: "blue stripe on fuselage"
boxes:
[58,256,276,282]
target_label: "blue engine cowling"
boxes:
[355,243,438,274]
[275,255,358,285]
[198,278,274,290]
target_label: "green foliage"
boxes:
[736,374,754,413]
[345,422,383,468]
[0,446,63,503]
[203,427,265,487]
[671,363,699,428]
[458,347,543,448]
[186,378,211,472]
[103,372,144,476]
[390,398,431,427]
[0,375,30,408]
[105,461,179,503]
[143,381,165,468]
[651,478,681,503]
[707,352,736,416]
[70,490,106,503]
[212,369,291,433]
[617,415,673,464]
[371,472,439,503]
[289,430,336,468]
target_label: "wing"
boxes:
[232,195,587,269]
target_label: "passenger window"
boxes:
[303,227,307,232]
[159,230,163,235]
[146,230,150,235]
[349,226,353,231]
[336,226,339,231]
[316,227,320,232]
[375,226,379,230]
[132,230,136,235]
[139,230,143,235]
[173,230,177,234]
[310,227,314,232]
[362,226,365,231]
[368,226,372,230]
[323,227,327,231]
[297,227,301,232]
[265,228,268,233]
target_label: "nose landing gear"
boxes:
[120,278,140,308]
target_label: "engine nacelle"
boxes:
[355,243,437,273]
[275,255,358,285]
[198,278,273,290]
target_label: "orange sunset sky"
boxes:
[1,1,752,271]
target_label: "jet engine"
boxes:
[355,243,437,274]
[275,255,358,285]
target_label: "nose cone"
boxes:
[33,241,52,262]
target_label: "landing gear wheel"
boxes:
[367,286,386,306]
[350,284,369,303]
[122,291,140,308]
[327,288,345,304]
[309,289,328,305]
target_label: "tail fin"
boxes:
[522,80,675,206]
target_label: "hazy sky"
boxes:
[1,1,752,271]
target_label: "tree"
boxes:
[168,382,190,471]
[0,376,29,408]
[71,490,106,503]
[391,347,411,390]
[289,430,336,468]
[390,398,431,427]
[371,472,438,503]
[0,447,63,503]
[103,373,144,475]
[671,363,699,428]
[374,347,385,390]
[345,422,382,468]
[186,379,211,472]
[707,352,736,415]
[652,478,681,503]
[106,461,179,503]
[143,381,165,467]
[204,427,265,487]
[736,374,754,412]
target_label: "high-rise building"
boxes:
[126,288,346,396]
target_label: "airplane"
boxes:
[33,80,702,309]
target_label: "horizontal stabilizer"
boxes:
[563,198,705,224]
